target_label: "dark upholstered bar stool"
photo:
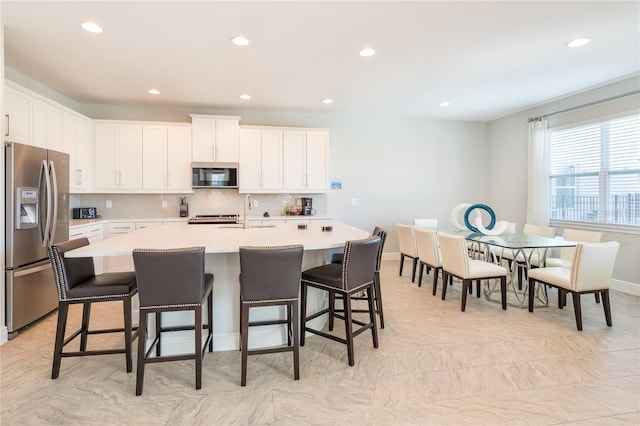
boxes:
[47,238,138,379]
[132,247,213,396]
[301,236,381,366]
[330,227,387,328]
[238,244,304,386]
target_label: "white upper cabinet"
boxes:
[4,84,31,144]
[32,98,64,151]
[238,127,283,192]
[64,112,92,191]
[95,122,143,190]
[142,124,191,191]
[283,129,329,192]
[305,131,329,191]
[166,126,192,190]
[190,115,240,162]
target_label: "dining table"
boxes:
[435,227,577,308]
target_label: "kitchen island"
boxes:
[65,221,369,354]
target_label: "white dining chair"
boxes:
[397,223,419,282]
[414,228,443,295]
[528,241,619,330]
[545,228,604,268]
[413,218,438,228]
[438,232,508,311]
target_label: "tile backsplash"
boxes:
[70,191,327,219]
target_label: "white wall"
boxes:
[1,19,8,344]
[487,75,640,289]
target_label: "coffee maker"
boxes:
[301,197,313,216]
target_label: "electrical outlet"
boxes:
[106,200,112,208]
[351,198,359,206]
[252,199,259,208]
[162,200,167,208]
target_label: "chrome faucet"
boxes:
[243,194,253,229]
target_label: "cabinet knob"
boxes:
[4,114,9,137]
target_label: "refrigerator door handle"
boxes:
[14,263,51,277]
[40,160,53,247]
[49,160,59,244]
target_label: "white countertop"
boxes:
[65,221,368,257]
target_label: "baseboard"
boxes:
[612,279,640,296]
[383,252,639,297]
[0,326,8,346]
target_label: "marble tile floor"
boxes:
[1,260,639,425]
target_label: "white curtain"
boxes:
[526,119,549,225]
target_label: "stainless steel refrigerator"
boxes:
[5,142,69,338]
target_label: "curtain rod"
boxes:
[527,89,640,122]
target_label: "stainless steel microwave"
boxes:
[191,162,238,188]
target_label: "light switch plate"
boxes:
[351,198,358,206]
[162,200,167,208]
[106,200,112,208]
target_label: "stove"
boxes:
[187,214,240,225]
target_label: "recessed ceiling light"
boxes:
[148,89,160,95]
[567,38,591,48]
[240,94,251,100]
[359,48,375,57]
[232,36,250,46]
[322,99,333,105]
[81,22,103,33]
[438,101,450,107]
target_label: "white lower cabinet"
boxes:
[69,223,104,274]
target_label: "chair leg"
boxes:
[374,271,385,329]
[194,307,203,390]
[476,280,481,298]
[367,286,379,349]
[500,277,507,310]
[135,311,148,396]
[51,302,69,379]
[123,298,133,373]
[399,254,405,276]
[528,278,535,312]
[411,258,418,283]
[441,272,448,300]
[572,292,583,331]
[517,265,523,290]
[300,283,308,346]
[461,280,469,312]
[344,293,355,366]
[418,262,424,287]
[601,290,612,326]
[594,293,601,304]
[432,268,439,296]
[80,302,91,351]
[291,301,300,380]
[240,303,249,386]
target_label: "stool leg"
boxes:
[241,303,249,386]
[344,292,355,366]
[374,271,385,329]
[156,312,162,356]
[367,286,379,349]
[300,283,308,346]
[286,304,292,347]
[194,307,202,390]
[291,301,300,380]
[51,302,69,379]
[328,289,335,331]
[80,302,91,351]
[135,311,148,396]
[208,291,214,352]
[123,297,133,373]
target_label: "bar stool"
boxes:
[238,245,304,386]
[330,227,387,328]
[132,247,213,396]
[47,237,138,379]
[301,236,381,366]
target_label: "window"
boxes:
[548,114,640,226]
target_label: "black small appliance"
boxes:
[72,207,97,219]
[301,197,313,216]
[179,197,189,217]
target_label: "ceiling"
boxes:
[2,1,639,122]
